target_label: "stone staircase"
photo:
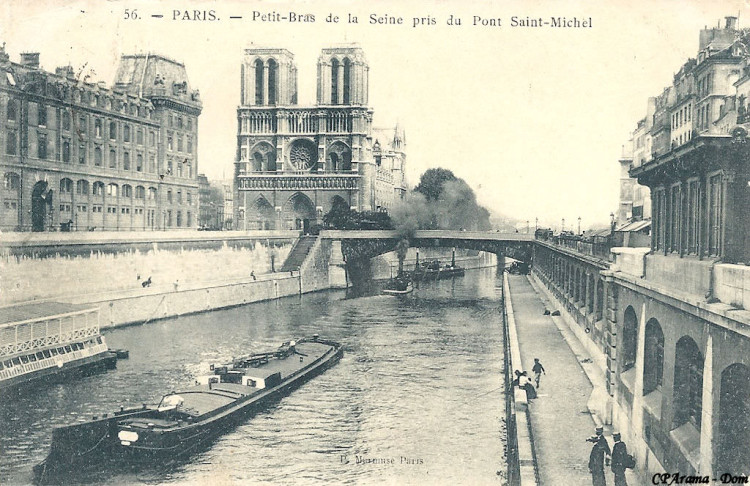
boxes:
[280,236,318,272]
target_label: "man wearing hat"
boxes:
[611,432,629,486]
[588,427,611,486]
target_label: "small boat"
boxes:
[34,335,342,483]
[383,274,413,295]
[412,260,465,281]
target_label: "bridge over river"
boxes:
[315,230,535,288]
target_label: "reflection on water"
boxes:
[0,267,507,485]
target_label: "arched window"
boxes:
[621,306,638,372]
[122,184,132,199]
[268,59,277,105]
[123,125,130,142]
[59,178,73,193]
[123,151,130,171]
[643,318,665,395]
[135,186,145,199]
[109,121,116,140]
[331,58,339,104]
[92,181,104,196]
[673,336,703,428]
[148,187,157,200]
[187,193,193,205]
[109,149,117,168]
[343,58,351,104]
[136,154,143,172]
[106,183,118,197]
[254,59,264,105]
[167,189,173,203]
[76,180,89,195]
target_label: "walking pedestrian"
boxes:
[611,433,629,486]
[532,358,546,388]
[587,427,611,486]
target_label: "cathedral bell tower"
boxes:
[316,45,368,106]
[240,48,297,106]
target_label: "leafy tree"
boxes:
[414,168,457,201]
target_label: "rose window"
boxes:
[289,141,317,170]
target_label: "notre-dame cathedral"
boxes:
[233,45,406,231]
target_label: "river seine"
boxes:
[0,267,507,485]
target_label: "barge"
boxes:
[0,302,117,397]
[34,335,342,482]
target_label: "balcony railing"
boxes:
[237,171,359,191]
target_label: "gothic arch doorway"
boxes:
[284,192,316,233]
[251,196,275,230]
[31,181,51,232]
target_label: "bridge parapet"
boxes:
[319,230,534,242]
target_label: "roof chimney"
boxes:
[726,16,738,30]
[20,52,40,69]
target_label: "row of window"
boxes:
[0,340,95,371]
[3,173,195,206]
[652,172,724,257]
[53,207,191,227]
[671,102,692,130]
[6,133,194,177]
[168,113,194,131]
[6,94,153,124]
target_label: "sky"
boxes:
[2,0,748,229]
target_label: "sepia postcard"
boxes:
[1,1,750,485]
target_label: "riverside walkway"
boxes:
[507,274,644,486]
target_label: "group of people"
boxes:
[515,358,633,485]
[588,426,631,486]
[514,358,547,400]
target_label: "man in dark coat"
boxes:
[588,427,611,486]
[611,433,629,486]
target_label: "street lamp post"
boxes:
[578,216,581,235]
[561,218,565,233]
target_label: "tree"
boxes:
[414,168,457,201]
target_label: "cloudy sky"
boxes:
[2,0,747,229]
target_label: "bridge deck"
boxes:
[319,230,534,241]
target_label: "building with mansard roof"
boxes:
[233,44,406,232]
[0,45,201,231]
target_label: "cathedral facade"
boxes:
[234,45,406,232]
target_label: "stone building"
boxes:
[233,45,406,232]
[535,16,750,481]
[0,45,201,231]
